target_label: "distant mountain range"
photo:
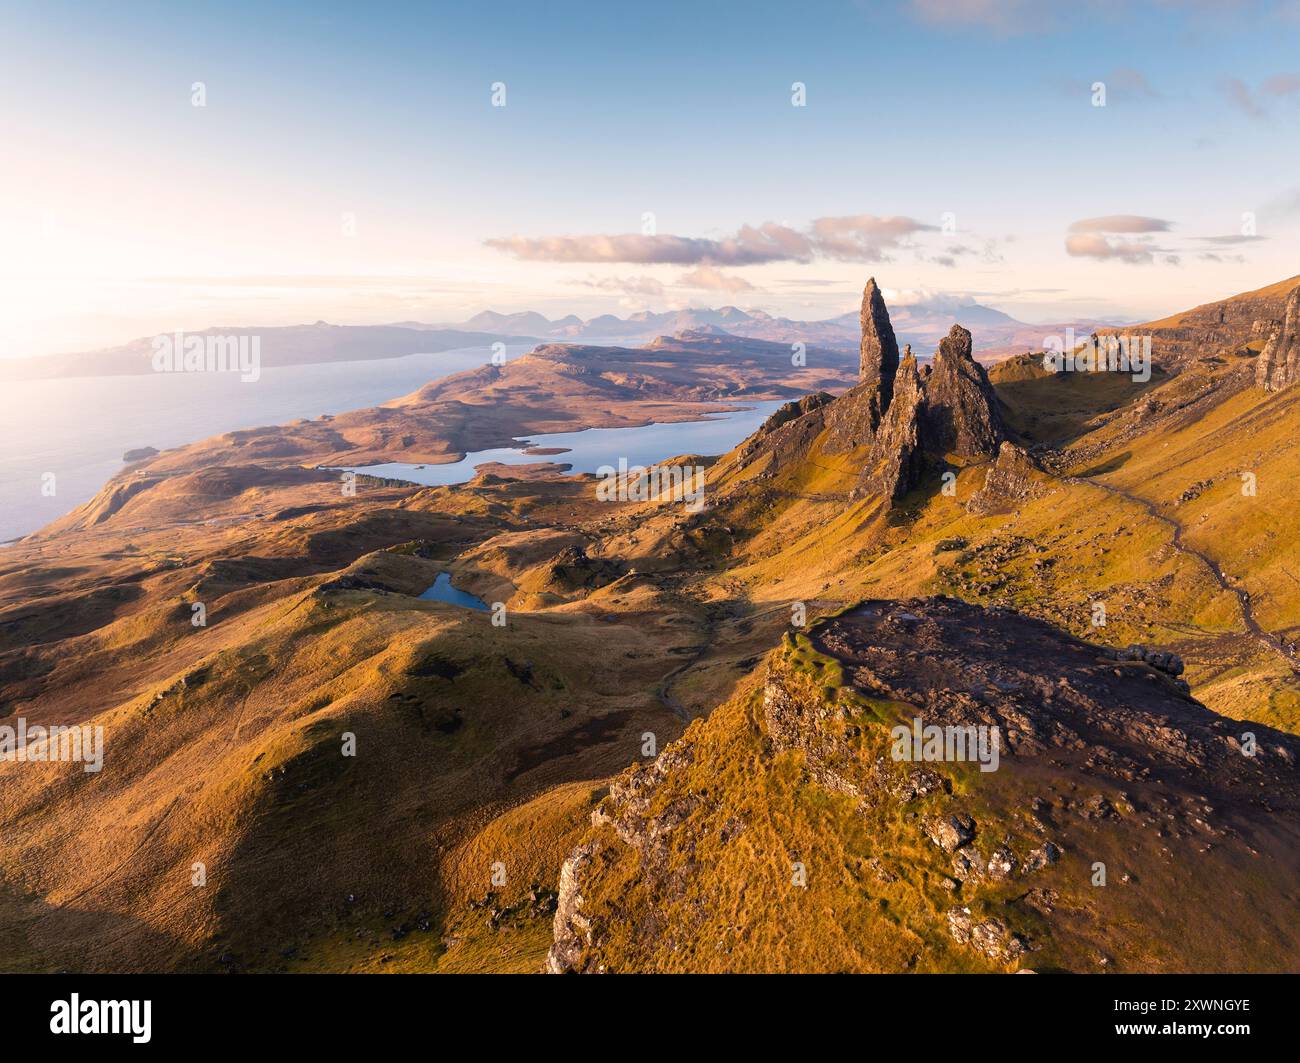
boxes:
[2,298,1115,381]
[435,299,1116,361]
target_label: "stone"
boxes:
[987,845,1018,880]
[925,812,976,852]
[1024,841,1061,872]
[946,907,1030,963]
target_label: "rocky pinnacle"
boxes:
[860,278,901,428]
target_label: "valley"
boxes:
[2,275,1298,974]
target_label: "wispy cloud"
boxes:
[906,0,1051,33]
[1065,216,1176,264]
[677,264,757,292]
[1068,215,1172,234]
[1195,233,1266,246]
[1063,213,1270,266]
[488,215,937,268]
[1055,67,1160,101]
[485,228,804,266]
[1220,72,1300,116]
[1221,76,1265,117]
[579,274,667,297]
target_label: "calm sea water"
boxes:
[0,344,531,542]
[1,349,785,543]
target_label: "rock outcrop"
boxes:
[1256,282,1300,392]
[922,325,1007,457]
[735,392,835,473]
[1122,275,1299,370]
[966,441,1047,515]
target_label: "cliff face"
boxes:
[1257,283,1300,392]
[1127,274,1300,372]
[548,598,1300,973]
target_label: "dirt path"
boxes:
[1068,475,1300,675]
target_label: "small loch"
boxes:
[419,572,491,611]
[335,400,786,487]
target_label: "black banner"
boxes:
[1,972,1289,1049]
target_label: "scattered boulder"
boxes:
[946,907,1031,963]
[925,813,977,852]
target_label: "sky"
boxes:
[2,0,1299,357]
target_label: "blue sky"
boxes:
[2,0,1299,354]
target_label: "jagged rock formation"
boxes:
[923,325,1007,457]
[548,598,1300,973]
[1256,282,1300,392]
[822,279,903,453]
[832,281,1003,496]
[786,280,1005,499]
[859,277,900,427]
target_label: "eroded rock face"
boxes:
[923,325,1006,458]
[736,392,834,470]
[860,277,901,425]
[855,352,926,499]
[1256,283,1300,392]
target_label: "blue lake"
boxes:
[418,572,491,610]
[337,399,786,487]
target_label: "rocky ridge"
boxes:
[547,598,1300,973]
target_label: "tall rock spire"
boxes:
[860,278,900,425]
